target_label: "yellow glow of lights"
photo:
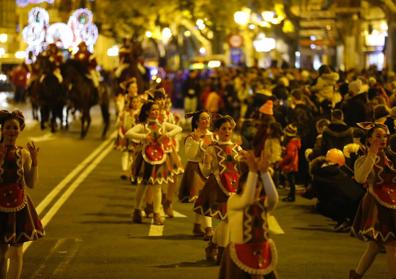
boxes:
[380,21,388,32]
[196,19,206,30]
[253,33,276,52]
[199,47,206,55]
[190,62,205,70]
[259,21,271,28]
[282,20,295,33]
[208,60,221,68]
[248,24,256,30]
[15,51,26,59]
[161,27,172,44]
[0,34,8,43]
[145,31,153,38]
[0,48,5,57]
[262,11,275,22]
[234,9,250,26]
[184,30,191,37]
[107,45,119,57]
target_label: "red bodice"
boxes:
[0,146,26,212]
[142,121,166,165]
[371,154,396,209]
[215,143,240,195]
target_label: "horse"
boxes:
[61,59,110,139]
[32,56,66,132]
[115,40,149,94]
[27,78,40,121]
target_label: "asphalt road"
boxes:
[3,101,388,279]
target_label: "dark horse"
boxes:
[61,59,110,138]
[115,39,149,94]
[37,73,66,132]
[30,56,66,132]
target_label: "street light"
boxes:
[15,51,26,59]
[161,27,172,44]
[234,9,250,26]
[196,19,206,30]
[0,34,8,43]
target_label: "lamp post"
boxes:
[233,8,255,66]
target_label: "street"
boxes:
[3,103,387,279]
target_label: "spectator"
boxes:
[320,109,354,155]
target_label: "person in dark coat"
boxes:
[182,70,201,113]
[341,79,370,127]
[310,149,364,231]
[320,109,354,155]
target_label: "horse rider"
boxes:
[40,43,64,83]
[73,41,100,88]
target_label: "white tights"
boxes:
[121,151,132,173]
[194,213,212,228]
[135,184,162,213]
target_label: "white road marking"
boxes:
[148,219,165,237]
[147,208,187,237]
[28,239,67,279]
[35,131,117,215]
[24,133,116,253]
[268,215,284,234]
[39,142,113,227]
[52,239,81,276]
[172,210,187,218]
[28,132,55,142]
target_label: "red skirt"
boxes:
[193,174,229,220]
[0,194,44,245]
[178,161,206,202]
[352,192,396,243]
[219,244,279,279]
[131,152,173,185]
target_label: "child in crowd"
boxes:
[279,124,301,202]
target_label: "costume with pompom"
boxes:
[219,172,279,279]
[352,151,396,243]
[0,146,44,244]
[193,141,242,220]
[126,119,182,185]
[179,131,216,202]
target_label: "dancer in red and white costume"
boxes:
[350,124,396,279]
[219,150,279,279]
[0,110,44,279]
[114,96,141,180]
[194,115,243,263]
[126,101,182,225]
[179,111,216,238]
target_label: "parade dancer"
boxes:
[350,124,396,279]
[219,150,279,279]
[193,115,243,263]
[179,111,216,238]
[126,101,182,225]
[141,89,183,218]
[114,96,141,180]
[0,110,44,279]
[116,77,139,116]
[157,91,184,218]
